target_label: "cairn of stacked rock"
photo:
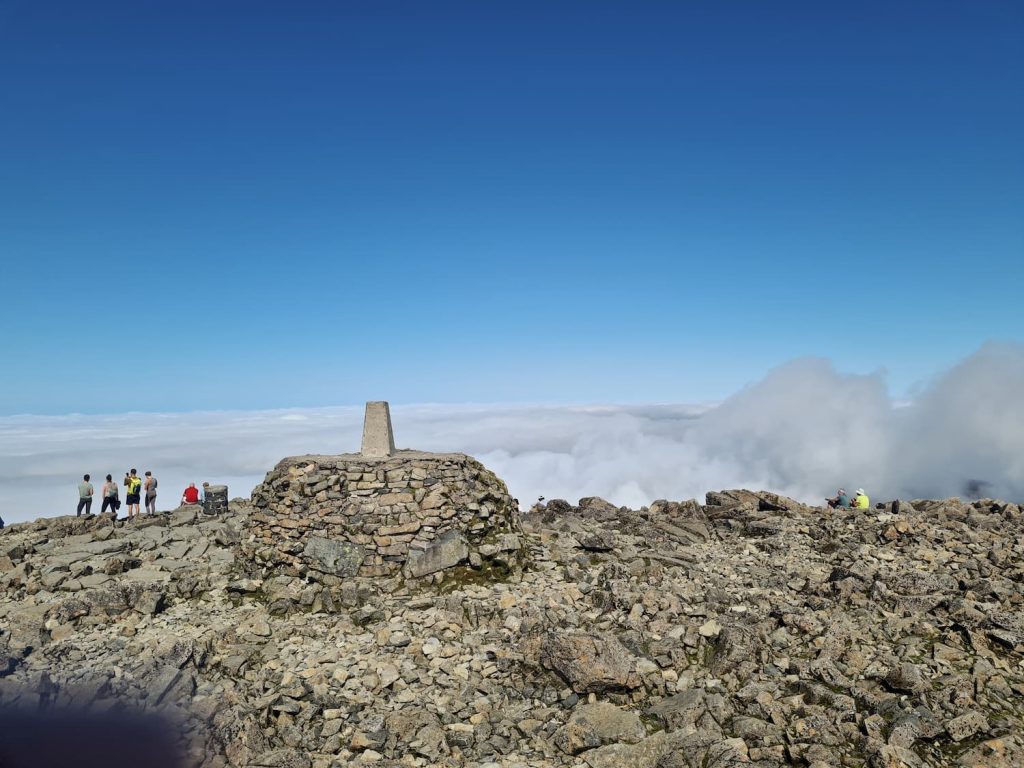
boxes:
[247,401,525,583]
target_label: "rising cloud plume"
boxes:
[1,344,1021,525]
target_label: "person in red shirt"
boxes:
[181,483,200,505]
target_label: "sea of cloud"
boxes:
[1,343,1021,525]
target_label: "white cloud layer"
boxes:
[1,344,1022,525]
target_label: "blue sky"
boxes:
[1,0,1021,415]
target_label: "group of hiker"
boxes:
[76,471,212,520]
[826,487,870,509]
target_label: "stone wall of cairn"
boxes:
[247,452,524,580]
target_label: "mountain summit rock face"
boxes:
[1,490,1023,767]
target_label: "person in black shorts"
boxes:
[124,468,142,519]
[101,474,119,515]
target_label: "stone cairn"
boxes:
[248,401,525,582]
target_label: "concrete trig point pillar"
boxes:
[202,484,228,516]
[361,401,396,458]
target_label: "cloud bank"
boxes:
[1,344,1021,525]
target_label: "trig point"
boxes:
[360,400,396,457]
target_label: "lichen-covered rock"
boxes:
[406,530,469,577]
[302,535,365,576]
[554,702,646,754]
[540,631,642,694]
[946,710,988,742]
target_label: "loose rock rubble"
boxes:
[1,486,1022,767]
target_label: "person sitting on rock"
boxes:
[181,483,201,505]
[827,488,851,509]
[853,488,870,509]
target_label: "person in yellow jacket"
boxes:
[854,488,870,509]
[124,468,143,520]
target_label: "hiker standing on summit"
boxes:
[124,468,142,519]
[101,474,119,516]
[144,470,158,514]
[77,474,94,516]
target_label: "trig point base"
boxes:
[361,401,396,458]
[249,399,525,581]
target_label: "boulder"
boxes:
[645,689,721,734]
[303,536,366,577]
[169,506,198,527]
[577,497,621,521]
[554,702,646,754]
[407,531,469,578]
[540,631,641,694]
[946,711,988,742]
[705,489,802,512]
[582,730,721,768]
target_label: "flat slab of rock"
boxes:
[122,568,173,585]
[705,488,803,512]
[554,702,646,754]
[79,539,128,555]
[946,710,988,742]
[646,689,712,731]
[303,535,365,576]
[78,573,114,589]
[147,665,182,705]
[407,531,469,578]
[169,506,199,526]
[582,730,671,768]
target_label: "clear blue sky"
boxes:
[1,0,1021,415]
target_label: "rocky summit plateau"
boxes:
[1,414,1022,768]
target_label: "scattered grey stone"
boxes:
[2,474,1023,768]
